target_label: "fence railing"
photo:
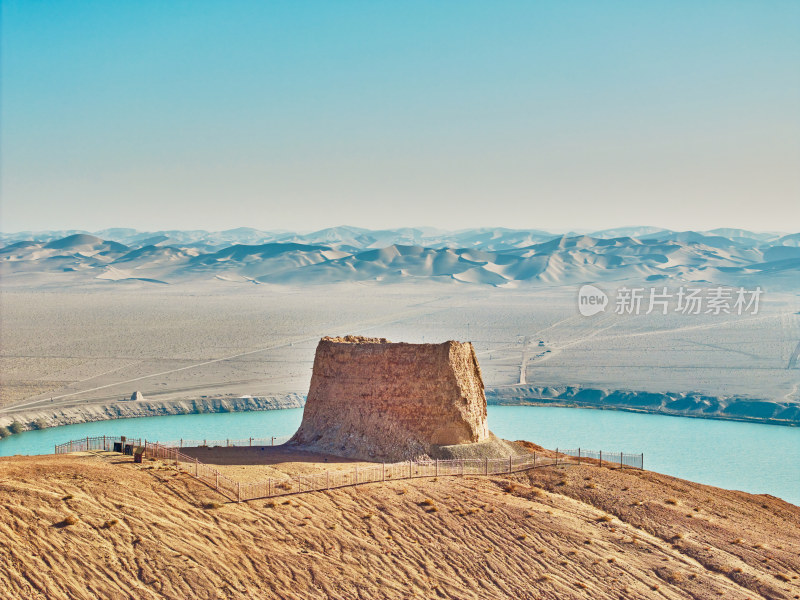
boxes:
[243,453,570,502]
[54,436,142,454]
[145,441,244,501]
[55,436,644,503]
[154,436,293,449]
[144,441,575,502]
[560,448,644,470]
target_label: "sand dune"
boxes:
[0,450,797,599]
[1,227,798,289]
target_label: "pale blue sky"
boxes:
[2,1,799,232]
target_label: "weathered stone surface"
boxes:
[290,336,489,461]
[130,391,145,401]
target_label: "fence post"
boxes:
[599,450,602,467]
[533,451,536,468]
[460,460,465,477]
[249,437,252,447]
[86,437,89,451]
[620,452,623,469]
[555,448,558,467]
[578,448,581,464]
[641,453,644,470]
[237,481,241,503]
[382,463,386,482]
[103,435,106,451]
[508,455,512,473]
[215,472,219,491]
[484,457,488,476]
[195,458,199,477]
[435,459,439,477]
[272,436,275,446]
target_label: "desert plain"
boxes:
[1,281,798,424]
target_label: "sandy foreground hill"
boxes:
[0,449,798,600]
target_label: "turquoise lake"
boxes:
[1,406,798,505]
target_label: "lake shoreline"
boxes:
[2,402,798,504]
[0,394,306,436]
[1,384,797,441]
[487,399,799,427]
[487,386,800,428]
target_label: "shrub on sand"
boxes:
[55,515,78,527]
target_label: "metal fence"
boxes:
[55,435,643,503]
[145,441,244,501]
[54,435,142,454]
[155,436,293,449]
[242,453,566,501]
[142,442,593,502]
[560,448,644,470]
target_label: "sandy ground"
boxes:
[1,283,798,414]
[177,445,379,482]
[0,450,798,600]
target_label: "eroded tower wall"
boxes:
[290,336,489,461]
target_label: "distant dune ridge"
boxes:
[290,336,490,461]
[1,226,798,289]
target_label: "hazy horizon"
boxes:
[1,223,797,237]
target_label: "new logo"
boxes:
[578,284,608,316]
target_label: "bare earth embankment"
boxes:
[0,395,305,435]
[0,450,798,600]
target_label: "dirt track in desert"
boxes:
[2,285,798,418]
[1,450,798,600]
